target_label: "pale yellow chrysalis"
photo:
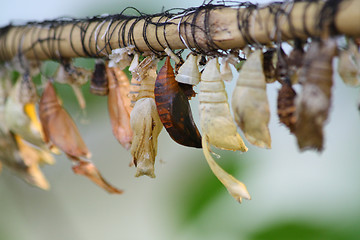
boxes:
[199,58,247,152]
[338,40,360,87]
[202,136,251,203]
[176,54,201,85]
[232,49,271,149]
[130,57,162,178]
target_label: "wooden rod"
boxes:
[0,0,359,61]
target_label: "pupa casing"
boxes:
[295,38,337,151]
[232,49,271,149]
[155,57,202,148]
[175,54,200,85]
[199,58,247,152]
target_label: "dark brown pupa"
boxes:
[90,60,108,96]
[154,57,202,148]
[277,82,297,133]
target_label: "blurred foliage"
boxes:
[248,220,360,240]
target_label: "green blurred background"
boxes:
[1,0,360,239]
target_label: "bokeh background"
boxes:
[1,0,360,239]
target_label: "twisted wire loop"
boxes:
[0,0,356,62]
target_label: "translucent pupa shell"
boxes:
[55,62,92,109]
[295,38,337,152]
[154,57,202,148]
[39,81,91,159]
[202,136,251,203]
[5,76,46,148]
[232,49,271,149]
[107,66,133,150]
[108,45,135,69]
[90,59,108,96]
[175,54,200,85]
[199,58,247,152]
[130,58,162,178]
[338,39,360,87]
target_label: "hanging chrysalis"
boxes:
[55,61,92,109]
[107,65,133,150]
[175,54,200,85]
[39,81,91,159]
[5,75,47,149]
[72,161,123,194]
[202,137,251,203]
[90,59,108,96]
[338,39,360,87]
[154,57,202,148]
[263,48,277,83]
[277,82,297,133]
[287,40,305,84]
[130,56,162,178]
[295,38,337,151]
[39,81,122,193]
[232,49,271,149]
[199,58,247,152]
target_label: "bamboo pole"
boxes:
[0,0,359,62]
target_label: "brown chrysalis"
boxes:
[106,66,133,150]
[277,82,297,133]
[154,57,202,148]
[39,81,91,159]
[90,60,109,96]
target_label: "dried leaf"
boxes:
[155,57,202,148]
[39,81,91,158]
[232,49,271,149]
[72,161,123,194]
[107,66,133,150]
[295,38,337,151]
[200,58,247,152]
[202,136,251,203]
